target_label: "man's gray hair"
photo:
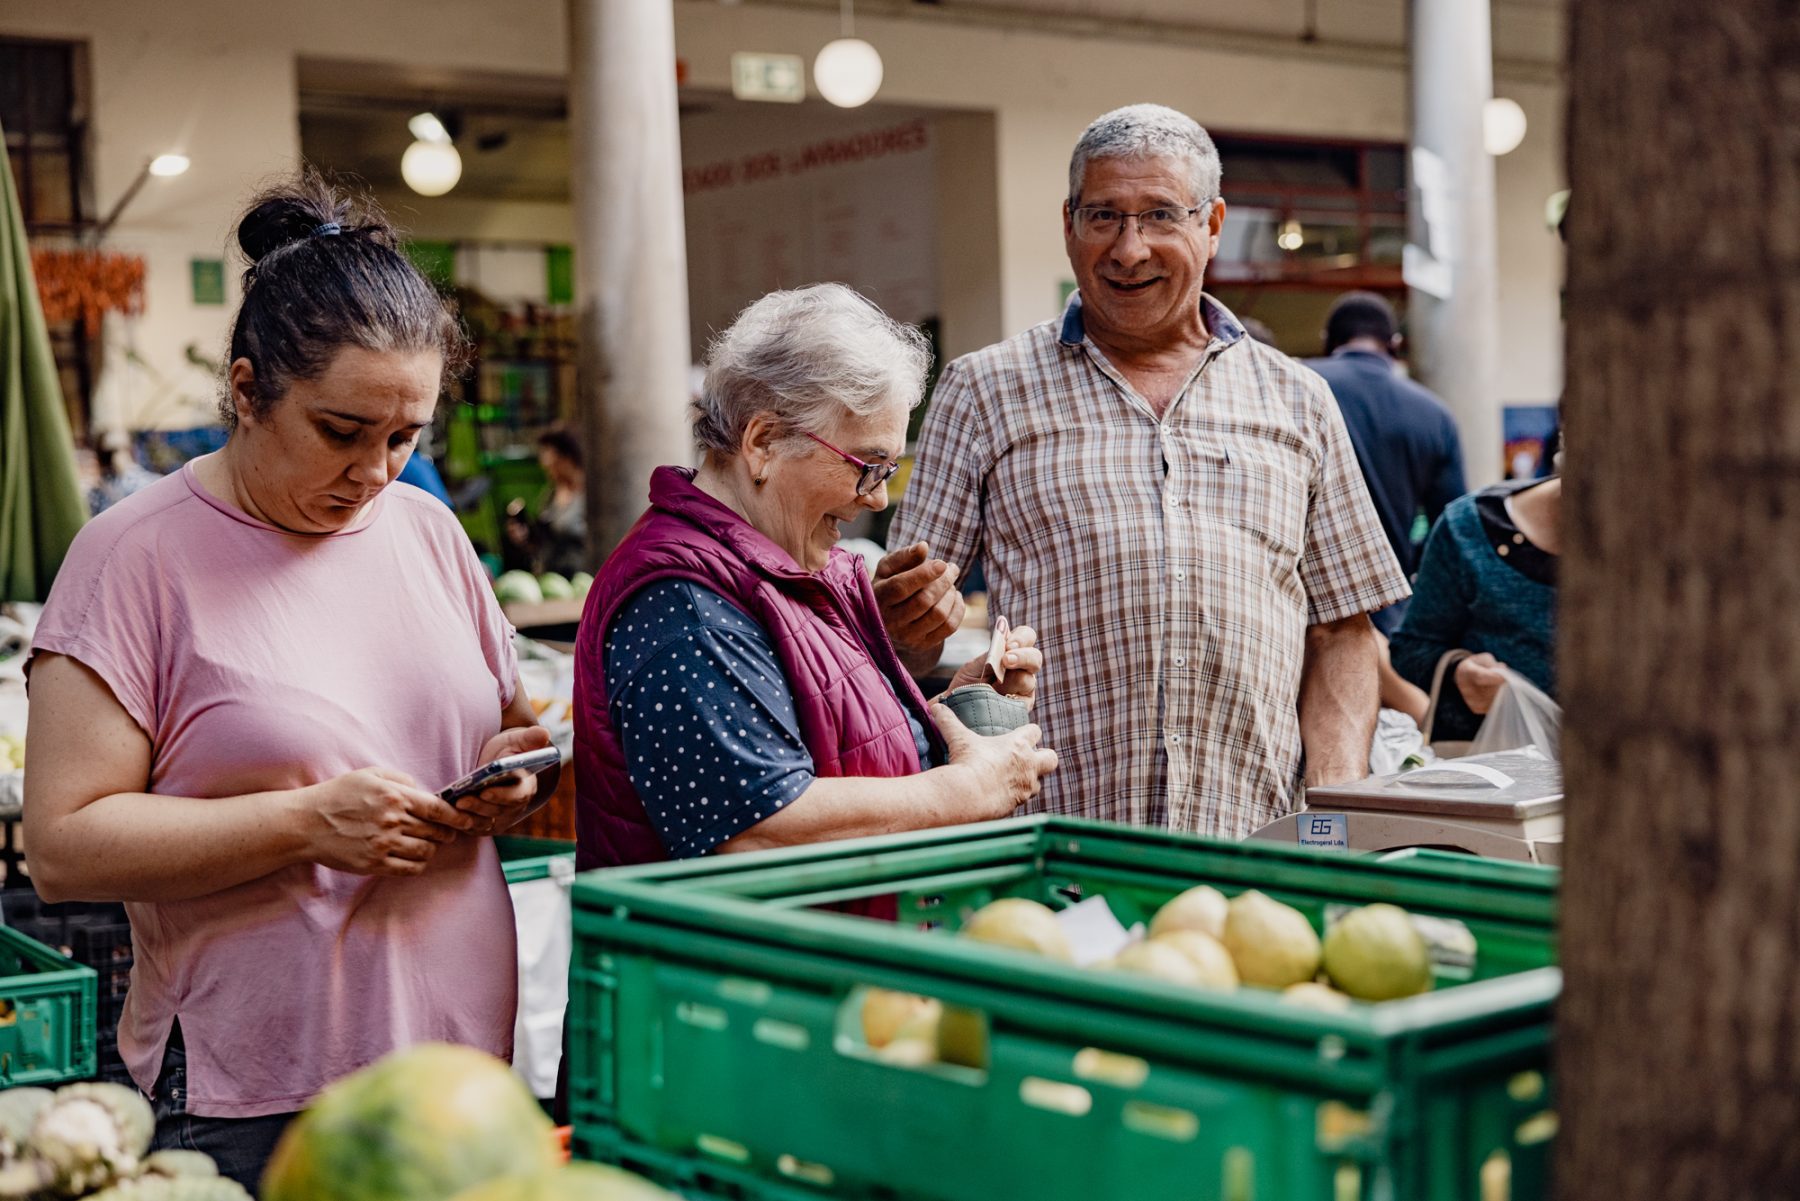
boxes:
[694,283,931,455]
[1068,104,1222,209]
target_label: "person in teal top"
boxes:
[1389,475,1560,743]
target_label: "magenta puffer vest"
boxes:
[573,466,942,870]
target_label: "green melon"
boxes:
[495,571,544,605]
[261,1044,555,1201]
[537,573,574,600]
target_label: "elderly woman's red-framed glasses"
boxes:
[804,432,902,497]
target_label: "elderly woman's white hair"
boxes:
[1068,104,1222,209]
[694,284,932,455]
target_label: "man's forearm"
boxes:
[1299,615,1381,787]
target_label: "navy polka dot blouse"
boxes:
[603,578,931,858]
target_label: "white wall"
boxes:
[1491,79,1566,408]
[676,104,939,361]
[8,0,1565,428]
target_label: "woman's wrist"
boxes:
[274,784,323,868]
[926,761,983,817]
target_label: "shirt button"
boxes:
[1174,656,1186,667]
[1174,570,1187,582]
[1169,733,1182,745]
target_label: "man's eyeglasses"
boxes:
[1070,202,1211,244]
[804,432,901,497]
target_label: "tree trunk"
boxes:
[1558,1,1800,1198]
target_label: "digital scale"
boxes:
[1248,750,1563,865]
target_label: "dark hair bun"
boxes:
[235,170,390,264]
[237,197,332,263]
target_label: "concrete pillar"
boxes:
[1407,0,1504,486]
[567,0,694,561]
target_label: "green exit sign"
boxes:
[731,52,805,103]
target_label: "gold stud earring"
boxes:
[753,475,766,486]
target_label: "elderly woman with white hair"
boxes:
[571,284,1058,869]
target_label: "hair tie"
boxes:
[311,221,342,237]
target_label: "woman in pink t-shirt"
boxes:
[23,174,555,1190]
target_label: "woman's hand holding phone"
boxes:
[302,768,476,877]
[446,726,559,835]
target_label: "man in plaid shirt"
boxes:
[877,105,1410,840]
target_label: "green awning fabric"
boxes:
[0,116,86,602]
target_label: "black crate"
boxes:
[1,889,123,951]
[2,888,132,1086]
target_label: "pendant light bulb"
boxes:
[1484,97,1528,156]
[814,38,883,108]
[402,140,462,196]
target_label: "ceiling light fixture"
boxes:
[94,151,192,237]
[814,0,883,108]
[402,111,463,197]
[408,112,451,144]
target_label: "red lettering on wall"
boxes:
[685,119,931,195]
[682,161,739,195]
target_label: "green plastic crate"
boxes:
[569,817,1559,1201]
[498,836,576,886]
[0,924,97,1086]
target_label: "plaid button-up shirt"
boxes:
[893,293,1408,839]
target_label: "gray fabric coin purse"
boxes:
[939,684,1031,737]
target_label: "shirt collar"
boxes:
[1057,290,1248,350]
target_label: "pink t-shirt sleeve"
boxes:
[29,520,163,737]
[469,559,519,709]
[431,498,520,709]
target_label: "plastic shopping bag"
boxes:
[1467,667,1561,761]
[509,867,572,1099]
[1369,708,1428,776]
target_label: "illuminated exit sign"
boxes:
[731,52,806,103]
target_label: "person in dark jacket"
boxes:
[1306,292,1466,633]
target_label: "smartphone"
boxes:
[440,746,563,804]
